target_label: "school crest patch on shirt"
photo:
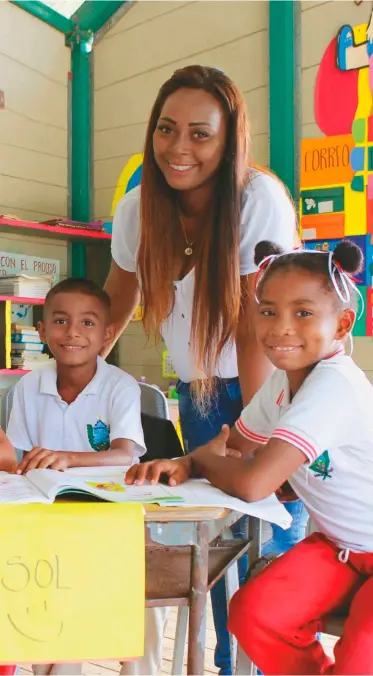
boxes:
[309,451,333,480]
[87,419,110,451]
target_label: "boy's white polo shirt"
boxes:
[7,357,146,460]
[236,353,373,553]
[111,169,296,382]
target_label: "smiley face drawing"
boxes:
[2,555,69,643]
[7,600,63,643]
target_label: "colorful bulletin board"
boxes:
[300,5,373,335]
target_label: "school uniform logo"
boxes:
[309,451,333,480]
[87,419,110,451]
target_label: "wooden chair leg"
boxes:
[172,525,241,675]
[172,520,260,676]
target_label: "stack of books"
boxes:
[0,274,53,299]
[11,325,50,371]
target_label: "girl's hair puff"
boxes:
[254,239,363,310]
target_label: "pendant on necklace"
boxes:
[185,246,193,256]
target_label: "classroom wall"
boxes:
[0,1,69,278]
[94,0,269,385]
[301,0,373,381]
[94,0,269,220]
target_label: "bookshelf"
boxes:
[0,217,118,373]
[0,297,45,373]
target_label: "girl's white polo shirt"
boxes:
[236,353,373,553]
[111,169,296,383]
[7,357,146,460]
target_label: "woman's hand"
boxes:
[125,455,192,487]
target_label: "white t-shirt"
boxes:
[111,169,296,382]
[7,357,146,462]
[236,352,373,553]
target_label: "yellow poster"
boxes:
[0,503,145,664]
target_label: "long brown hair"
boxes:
[138,65,250,397]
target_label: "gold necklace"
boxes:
[179,214,195,256]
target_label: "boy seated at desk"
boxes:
[7,278,146,473]
[5,278,155,676]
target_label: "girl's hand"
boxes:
[193,425,242,460]
[125,455,192,487]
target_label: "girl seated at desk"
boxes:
[127,239,373,675]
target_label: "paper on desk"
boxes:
[163,480,292,529]
[66,468,292,529]
[0,473,48,504]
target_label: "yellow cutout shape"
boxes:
[5,301,11,369]
[0,503,144,664]
[356,66,372,121]
[345,183,367,235]
[353,23,368,45]
[111,154,143,217]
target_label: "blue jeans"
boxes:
[177,378,309,676]
[261,498,309,556]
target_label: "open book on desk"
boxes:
[0,468,184,506]
[0,467,292,529]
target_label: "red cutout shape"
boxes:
[315,36,359,136]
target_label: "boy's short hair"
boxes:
[44,278,111,316]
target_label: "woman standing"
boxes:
[104,65,308,675]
